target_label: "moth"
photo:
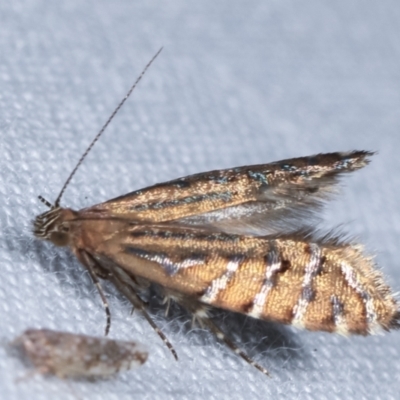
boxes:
[13,329,148,379]
[33,49,400,376]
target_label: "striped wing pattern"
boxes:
[96,224,399,336]
[87,151,373,234]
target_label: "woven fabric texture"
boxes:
[1,1,399,399]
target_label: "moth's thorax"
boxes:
[33,207,78,247]
[74,217,129,251]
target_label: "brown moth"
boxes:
[13,329,148,379]
[33,49,400,376]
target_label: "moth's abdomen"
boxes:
[203,240,399,336]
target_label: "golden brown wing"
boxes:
[84,151,373,234]
[91,223,399,336]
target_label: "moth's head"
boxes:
[33,207,76,247]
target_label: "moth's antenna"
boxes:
[54,47,163,207]
[38,195,53,209]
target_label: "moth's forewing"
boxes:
[82,223,398,336]
[85,151,373,235]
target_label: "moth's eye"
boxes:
[50,232,69,247]
[60,225,70,233]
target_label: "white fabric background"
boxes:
[1,1,400,399]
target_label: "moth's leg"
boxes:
[107,267,178,361]
[162,296,172,317]
[175,296,271,377]
[90,264,111,280]
[77,251,112,336]
[126,276,151,309]
[198,312,270,377]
